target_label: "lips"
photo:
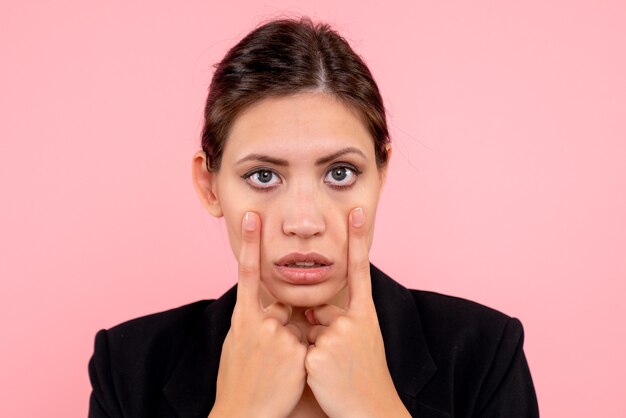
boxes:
[274,252,333,285]
[275,252,333,267]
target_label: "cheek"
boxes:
[224,217,242,261]
[223,202,274,262]
[221,181,381,262]
[365,201,379,249]
[329,191,380,235]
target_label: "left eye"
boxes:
[324,166,358,187]
[244,169,281,189]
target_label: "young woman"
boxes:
[88,17,539,418]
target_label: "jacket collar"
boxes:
[163,263,437,417]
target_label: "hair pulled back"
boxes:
[201,16,390,172]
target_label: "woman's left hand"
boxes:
[304,207,411,418]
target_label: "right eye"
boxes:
[242,168,282,190]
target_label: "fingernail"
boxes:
[351,207,365,227]
[304,309,314,324]
[243,212,257,231]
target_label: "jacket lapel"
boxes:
[369,264,438,407]
[162,284,237,418]
[162,263,437,417]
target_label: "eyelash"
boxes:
[241,164,362,192]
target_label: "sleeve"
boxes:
[88,329,123,418]
[474,317,540,417]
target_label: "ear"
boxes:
[191,150,223,218]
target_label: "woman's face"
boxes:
[194,91,389,308]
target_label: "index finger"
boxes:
[236,211,262,313]
[347,207,373,312]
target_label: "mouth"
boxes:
[275,252,333,268]
[274,252,333,284]
[282,261,327,268]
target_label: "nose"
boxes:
[282,182,326,238]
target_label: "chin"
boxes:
[265,279,345,308]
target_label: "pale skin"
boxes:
[192,92,411,418]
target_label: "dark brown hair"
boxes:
[201,16,390,172]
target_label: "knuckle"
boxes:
[353,226,367,236]
[350,260,369,273]
[264,309,288,325]
[316,336,327,348]
[285,334,300,350]
[296,344,307,358]
[241,229,258,243]
[334,315,352,331]
[238,263,258,277]
[268,302,289,316]
[305,347,326,370]
[314,333,329,348]
[261,317,281,333]
[304,350,317,369]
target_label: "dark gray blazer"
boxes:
[88,264,539,417]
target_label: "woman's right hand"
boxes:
[210,211,308,418]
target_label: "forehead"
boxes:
[222,92,375,160]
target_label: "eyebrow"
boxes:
[235,146,367,166]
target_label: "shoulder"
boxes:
[91,299,214,371]
[88,300,215,415]
[102,299,213,350]
[371,261,523,348]
[410,288,524,362]
[407,289,536,415]
[371,264,525,360]
[410,289,522,339]
[370,264,537,415]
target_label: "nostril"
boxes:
[282,219,326,237]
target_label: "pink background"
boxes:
[1,1,625,416]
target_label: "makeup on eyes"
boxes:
[241,162,362,192]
